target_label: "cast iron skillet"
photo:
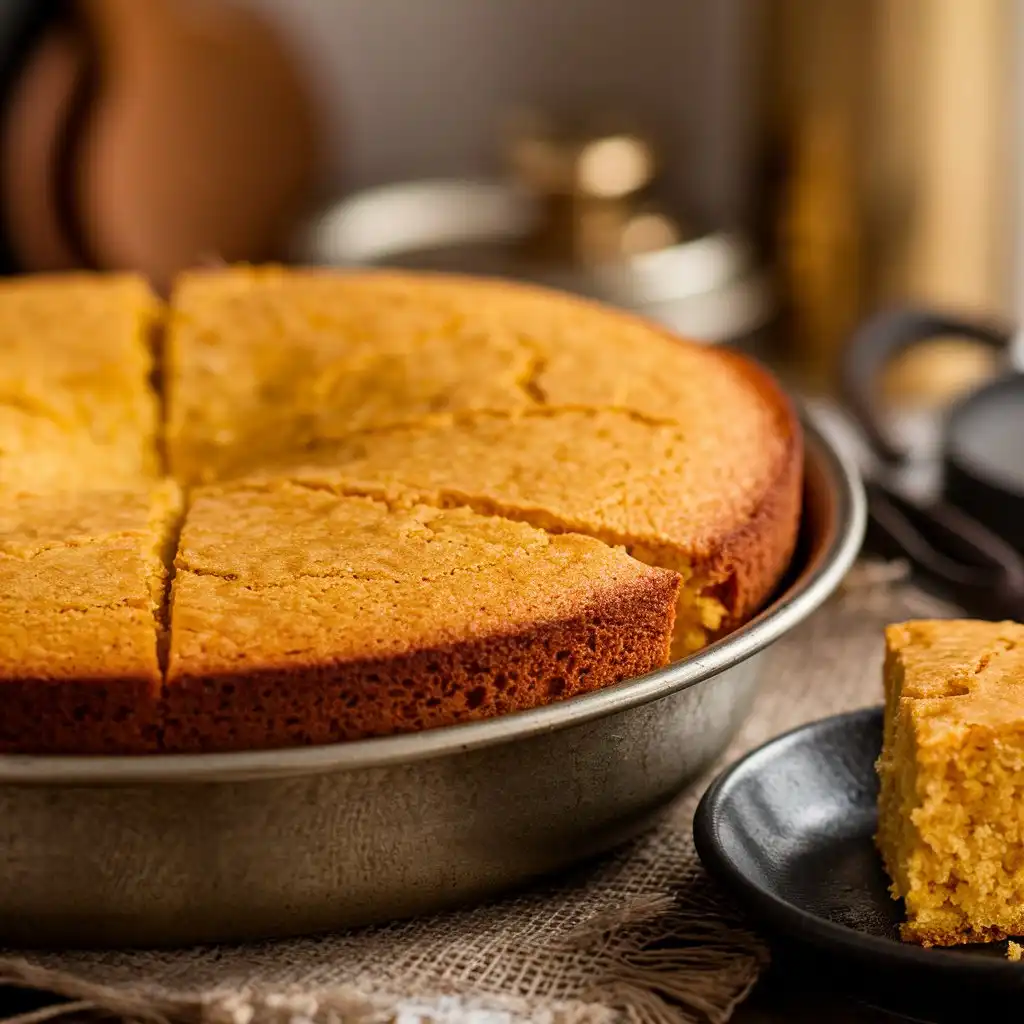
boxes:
[842,308,1024,619]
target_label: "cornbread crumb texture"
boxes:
[252,404,799,654]
[164,482,679,750]
[1009,940,1024,961]
[0,482,181,754]
[166,267,795,484]
[877,619,1024,946]
[165,267,800,655]
[0,273,161,491]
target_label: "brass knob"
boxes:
[505,110,681,265]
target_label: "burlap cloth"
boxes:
[0,561,955,1024]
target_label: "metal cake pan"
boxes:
[0,416,864,948]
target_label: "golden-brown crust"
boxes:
[0,481,177,753]
[0,677,161,755]
[0,572,675,756]
[161,571,678,752]
[0,271,162,491]
[901,920,1019,948]
[161,486,680,750]
[695,348,804,628]
[567,307,804,593]
[385,272,805,617]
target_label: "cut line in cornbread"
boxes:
[877,619,1024,946]
[0,273,161,492]
[162,481,680,752]
[164,266,799,481]
[0,481,182,754]
[243,404,800,657]
[163,268,801,660]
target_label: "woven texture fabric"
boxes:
[0,563,953,1024]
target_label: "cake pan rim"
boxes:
[0,411,864,785]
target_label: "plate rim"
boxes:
[693,705,1024,981]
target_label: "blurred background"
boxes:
[1,0,1020,407]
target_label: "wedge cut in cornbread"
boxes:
[0,481,181,754]
[245,403,799,658]
[162,480,680,752]
[0,273,161,492]
[164,269,801,662]
[164,266,799,490]
[878,619,1024,945]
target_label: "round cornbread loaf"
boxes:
[0,269,802,754]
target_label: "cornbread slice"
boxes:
[163,481,680,752]
[165,267,801,490]
[0,273,161,491]
[248,405,800,657]
[877,620,1024,946]
[165,269,535,484]
[0,481,182,754]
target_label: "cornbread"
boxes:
[167,269,801,656]
[0,267,802,754]
[166,269,536,484]
[0,273,160,491]
[252,403,797,656]
[163,482,679,750]
[877,619,1024,946]
[165,267,799,485]
[0,482,181,754]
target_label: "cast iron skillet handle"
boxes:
[865,480,1024,620]
[841,307,1013,466]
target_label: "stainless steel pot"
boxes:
[0,416,864,948]
[292,180,774,344]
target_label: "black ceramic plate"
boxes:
[693,707,1024,997]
